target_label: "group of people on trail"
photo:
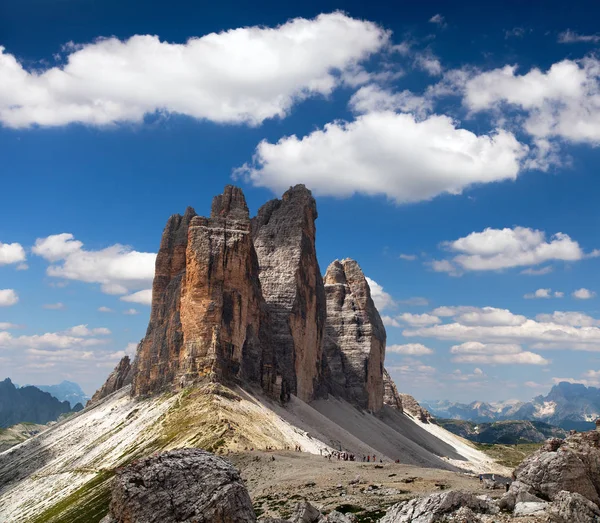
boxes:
[328,451,356,461]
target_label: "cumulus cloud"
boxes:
[123,308,139,315]
[33,233,156,295]
[43,302,65,310]
[573,288,596,300]
[0,322,21,329]
[0,13,387,128]
[237,111,526,204]
[350,85,432,117]
[0,289,19,307]
[61,325,111,336]
[405,305,600,350]
[388,343,434,355]
[450,341,549,365]
[462,58,600,147]
[397,312,441,326]
[0,241,26,266]
[382,315,400,328]
[365,277,395,311]
[98,306,114,313]
[432,226,594,274]
[0,329,108,350]
[535,311,600,327]
[120,289,152,305]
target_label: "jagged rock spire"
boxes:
[323,258,386,411]
[252,184,326,403]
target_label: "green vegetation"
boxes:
[475,442,542,468]
[29,470,114,523]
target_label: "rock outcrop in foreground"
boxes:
[95,184,390,412]
[89,356,133,404]
[101,449,256,523]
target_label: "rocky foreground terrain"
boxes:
[96,429,600,522]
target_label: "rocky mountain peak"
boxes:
[323,258,386,412]
[90,356,133,404]
[210,184,249,221]
[252,184,325,403]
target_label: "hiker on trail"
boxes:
[479,474,483,483]
[367,455,370,462]
[492,474,496,482]
[505,483,510,492]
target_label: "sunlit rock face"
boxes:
[323,258,386,412]
[252,184,326,403]
[90,356,133,404]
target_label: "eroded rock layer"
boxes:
[323,259,386,411]
[252,185,325,403]
[90,356,133,404]
[132,207,196,396]
[178,186,274,390]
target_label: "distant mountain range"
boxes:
[422,382,600,431]
[33,380,90,408]
[436,419,567,444]
[0,378,82,428]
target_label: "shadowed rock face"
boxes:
[252,185,325,403]
[89,356,133,404]
[383,369,403,413]
[178,186,274,390]
[132,207,196,396]
[323,259,386,411]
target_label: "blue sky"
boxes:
[2,0,600,401]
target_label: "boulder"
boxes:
[513,501,549,517]
[547,490,600,523]
[289,501,322,522]
[509,431,600,506]
[380,490,493,523]
[101,449,256,523]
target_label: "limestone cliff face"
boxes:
[400,394,434,423]
[177,186,274,391]
[252,185,325,403]
[132,207,196,396]
[383,369,403,413]
[323,259,386,411]
[90,356,133,404]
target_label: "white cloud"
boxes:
[382,315,400,328]
[0,289,18,307]
[462,58,600,147]
[554,291,564,298]
[558,30,600,44]
[0,330,108,350]
[124,342,138,356]
[524,288,552,299]
[433,226,592,274]
[521,266,553,276]
[350,85,432,117]
[33,233,83,261]
[399,254,417,261]
[397,312,441,326]
[0,13,388,128]
[61,325,111,336]
[33,233,156,295]
[388,343,434,355]
[43,302,65,310]
[414,51,443,76]
[98,306,114,313]
[123,308,139,315]
[452,306,527,326]
[0,242,26,265]
[429,14,447,27]
[237,112,526,204]
[450,341,549,365]
[16,263,28,271]
[535,311,600,327]
[0,322,21,329]
[365,277,395,311]
[573,288,596,300]
[120,289,152,305]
